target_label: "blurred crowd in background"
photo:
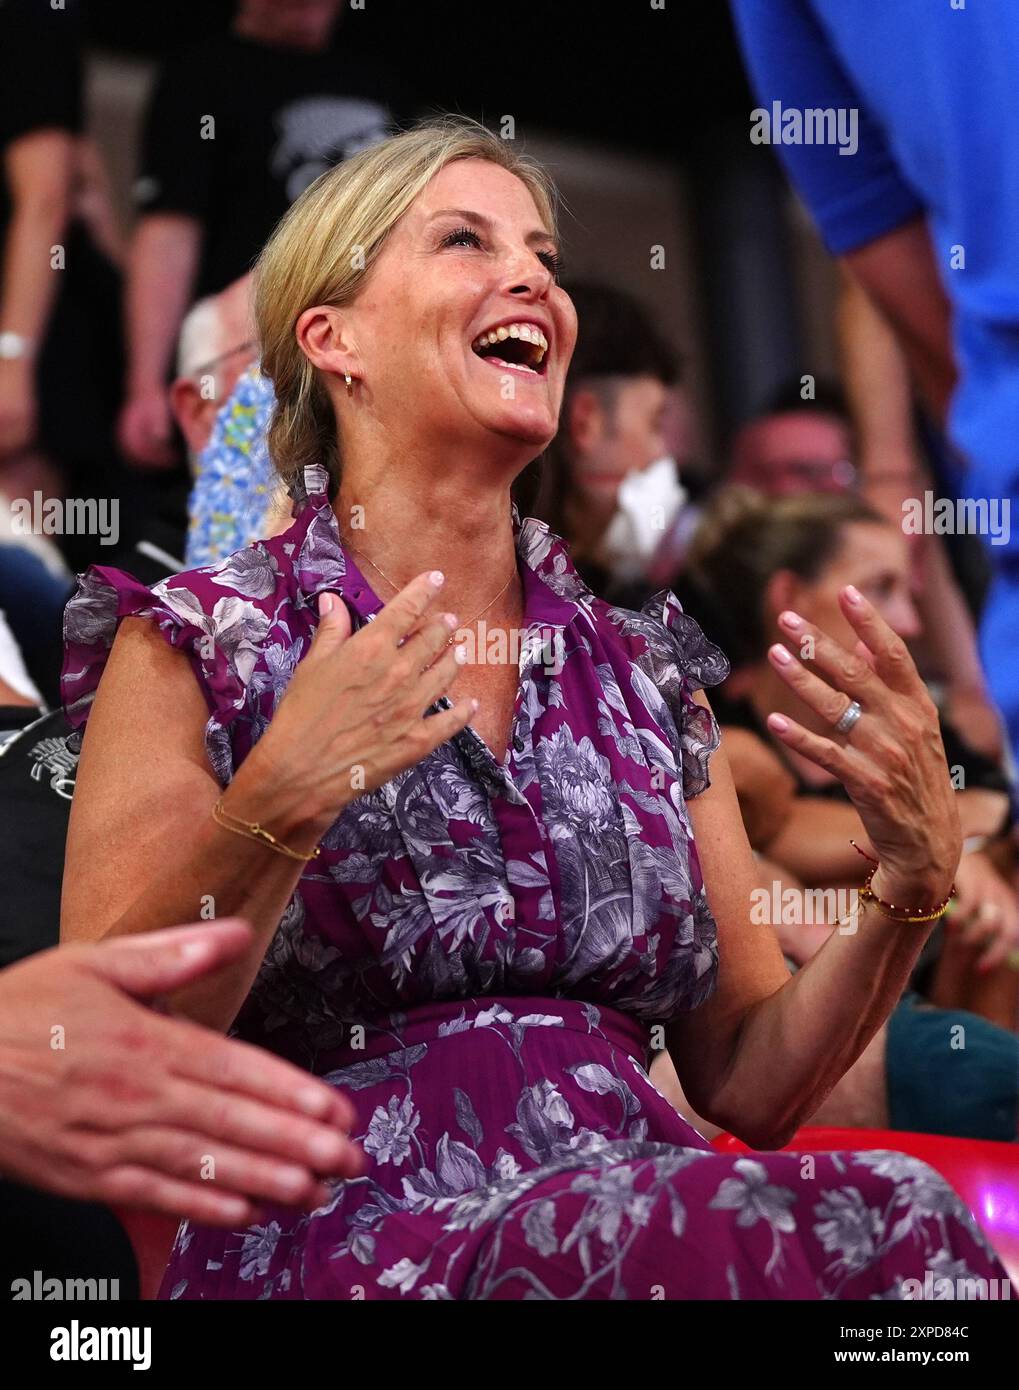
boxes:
[0,0,1017,1286]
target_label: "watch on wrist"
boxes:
[0,331,35,361]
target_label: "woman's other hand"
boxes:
[764,585,961,907]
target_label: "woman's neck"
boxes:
[334,451,522,622]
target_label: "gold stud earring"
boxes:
[344,371,354,397]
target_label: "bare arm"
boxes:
[915,535,1004,760]
[0,129,75,455]
[838,267,1002,757]
[668,589,961,1149]
[123,214,201,396]
[720,725,796,852]
[1,128,74,346]
[60,617,313,1030]
[666,703,931,1148]
[762,796,873,885]
[838,266,922,476]
[118,214,202,466]
[663,717,792,1142]
[61,574,475,1031]
[751,785,1001,885]
[842,216,956,425]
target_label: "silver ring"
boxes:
[834,699,863,735]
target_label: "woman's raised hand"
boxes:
[242,569,475,840]
[764,585,961,906]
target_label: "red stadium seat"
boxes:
[712,1127,1019,1288]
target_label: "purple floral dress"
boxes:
[62,463,1009,1300]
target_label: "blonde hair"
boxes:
[253,115,559,498]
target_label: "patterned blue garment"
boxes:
[185,366,278,568]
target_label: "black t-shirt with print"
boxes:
[135,30,417,297]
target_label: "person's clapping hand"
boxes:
[947,850,1019,974]
[0,919,364,1225]
[764,585,961,910]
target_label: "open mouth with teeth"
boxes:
[471,321,549,376]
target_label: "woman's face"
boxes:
[779,521,922,648]
[342,157,577,462]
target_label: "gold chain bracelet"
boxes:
[212,796,321,861]
[850,841,954,924]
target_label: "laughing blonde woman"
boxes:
[60,118,1008,1300]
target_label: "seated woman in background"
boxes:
[59,119,1009,1299]
[653,489,1018,1142]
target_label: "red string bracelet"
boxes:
[849,840,955,924]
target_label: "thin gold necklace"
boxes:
[345,538,517,645]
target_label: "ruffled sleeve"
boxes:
[638,588,730,798]
[60,563,254,785]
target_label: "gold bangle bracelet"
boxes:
[211,796,321,861]
[850,841,955,923]
[857,875,954,924]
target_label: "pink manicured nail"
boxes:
[778,611,802,630]
[297,1088,330,1116]
[318,592,334,616]
[767,713,789,733]
[429,570,445,588]
[770,644,793,665]
[844,585,863,605]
